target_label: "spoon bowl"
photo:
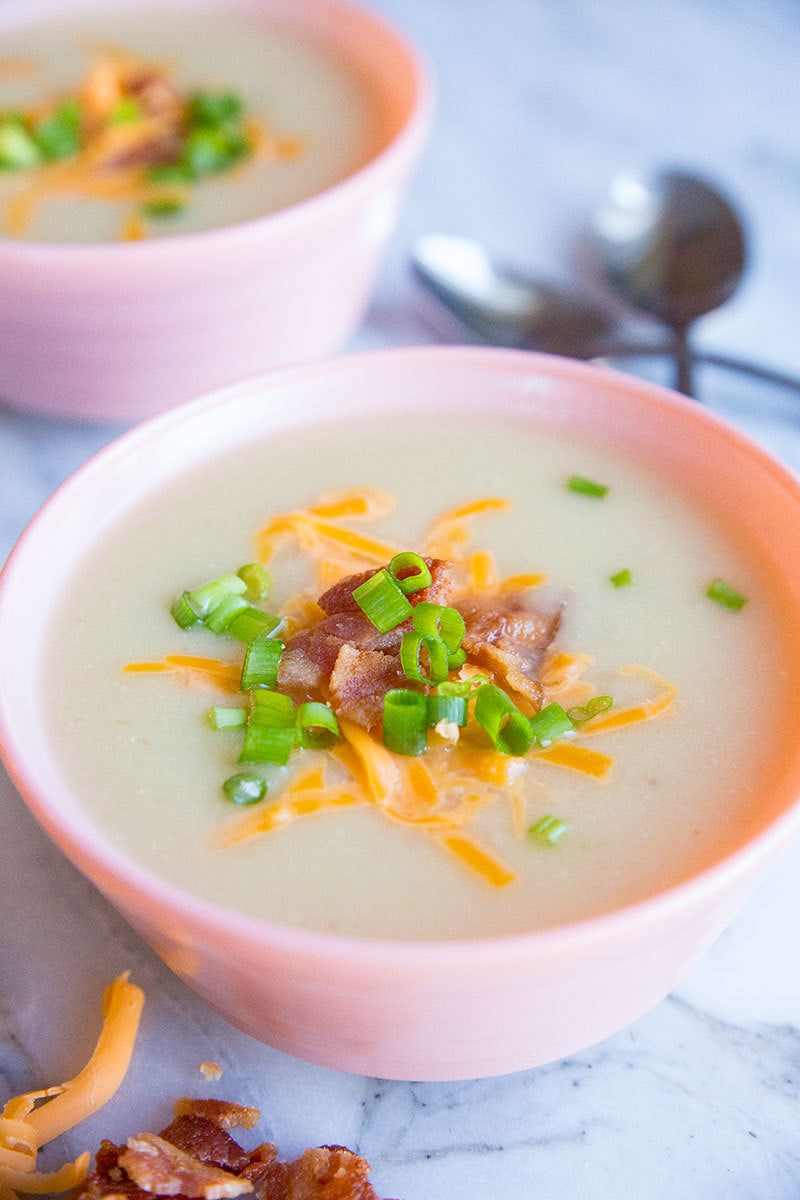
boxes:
[590,168,748,393]
[412,233,616,354]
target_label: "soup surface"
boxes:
[43,415,789,939]
[0,8,380,241]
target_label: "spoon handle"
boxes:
[673,328,695,398]
[589,342,800,398]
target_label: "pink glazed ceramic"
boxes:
[0,0,430,421]
[2,348,800,1080]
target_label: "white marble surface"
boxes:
[3,1,800,1197]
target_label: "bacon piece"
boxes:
[278,614,404,707]
[69,1107,387,1200]
[256,1146,381,1200]
[157,1117,252,1172]
[328,645,408,730]
[172,1100,260,1133]
[459,594,561,707]
[118,1133,253,1199]
[317,559,455,616]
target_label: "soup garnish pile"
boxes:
[0,45,300,239]
[123,486,699,891]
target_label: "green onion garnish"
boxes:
[109,96,143,126]
[446,646,467,671]
[566,695,613,724]
[0,119,41,170]
[185,573,247,619]
[227,606,281,644]
[251,689,295,727]
[147,162,194,186]
[237,563,272,601]
[352,569,413,632]
[188,90,245,128]
[383,689,428,756]
[240,636,283,690]
[400,631,450,686]
[204,590,249,634]
[207,706,247,730]
[412,601,466,652]
[529,702,575,745]
[35,99,81,161]
[222,772,266,805]
[142,193,187,218]
[567,474,609,498]
[239,723,296,765]
[706,577,748,611]
[610,568,633,587]
[388,551,432,595]
[181,125,249,177]
[426,690,468,727]
[296,702,340,749]
[474,684,533,756]
[528,815,569,845]
[170,592,201,629]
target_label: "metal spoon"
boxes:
[411,233,619,356]
[590,168,747,396]
[412,202,800,399]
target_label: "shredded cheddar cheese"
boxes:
[0,974,143,1200]
[126,488,681,889]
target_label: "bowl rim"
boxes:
[0,0,434,259]
[3,344,800,967]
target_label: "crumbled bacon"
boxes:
[317,558,455,616]
[459,595,562,707]
[278,559,560,728]
[328,645,408,730]
[118,1134,252,1199]
[71,1106,386,1200]
[173,1099,260,1132]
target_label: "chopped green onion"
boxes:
[227,606,281,644]
[412,601,466,652]
[352,568,413,632]
[474,684,533,756]
[240,636,283,690]
[239,723,296,765]
[706,577,748,611]
[528,815,569,845]
[207,706,247,730]
[170,591,201,628]
[610,568,633,588]
[566,695,613,724]
[186,573,247,618]
[204,591,248,633]
[35,99,81,161]
[142,193,187,218]
[0,119,41,169]
[181,125,250,177]
[296,702,340,749]
[529,702,575,745]
[109,96,143,125]
[426,691,468,727]
[382,689,428,756]
[251,689,295,727]
[188,90,244,127]
[237,563,272,600]
[567,474,609,498]
[447,647,467,671]
[400,631,450,685]
[147,162,194,185]
[388,551,432,595]
[222,771,266,805]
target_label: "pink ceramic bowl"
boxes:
[0,0,430,421]
[2,347,800,1081]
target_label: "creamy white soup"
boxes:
[0,9,380,242]
[43,415,789,940]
